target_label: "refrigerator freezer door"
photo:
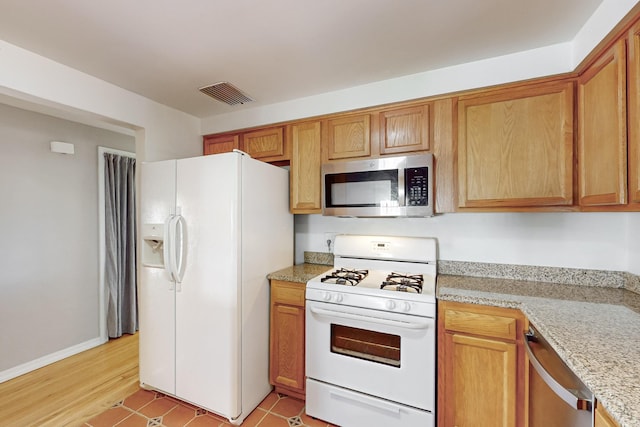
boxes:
[174,154,241,418]
[139,159,177,395]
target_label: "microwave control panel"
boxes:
[405,167,429,206]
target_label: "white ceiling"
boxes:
[0,0,604,119]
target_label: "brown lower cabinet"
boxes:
[269,280,306,400]
[438,301,528,427]
[594,401,620,427]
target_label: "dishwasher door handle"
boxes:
[524,330,593,411]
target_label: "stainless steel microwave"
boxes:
[322,153,434,217]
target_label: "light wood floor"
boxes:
[0,333,139,427]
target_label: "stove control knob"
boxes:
[323,292,332,301]
[401,302,411,312]
[385,300,396,310]
[335,294,343,303]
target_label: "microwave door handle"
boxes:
[309,306,430,330]
[398,167,405,207]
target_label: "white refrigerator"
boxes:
[139,151,293,425]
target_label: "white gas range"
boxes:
[305,234,437,427]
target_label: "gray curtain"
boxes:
[104,153,137,338]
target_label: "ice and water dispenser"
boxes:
[142,223,164,268]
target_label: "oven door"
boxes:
[305,300,435,411]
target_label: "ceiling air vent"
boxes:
[198,82,254,106]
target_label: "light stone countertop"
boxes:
[267,251,334,284]
[438,274,640,427]
[267,263,333,284]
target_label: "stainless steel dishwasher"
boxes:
[525,325,594,427]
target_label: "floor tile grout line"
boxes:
[120,390,228,427]
[92,389,321,427]
[113,395,186,427]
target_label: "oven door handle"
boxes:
[309,306,430,330]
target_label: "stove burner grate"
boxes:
[381,272,424,293]
[321,268,369,286]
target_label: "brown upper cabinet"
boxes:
[628,21,640,205]
[379,104,431,155]
[242,126,288,162]
[578,39,628,207]
[203,133,239,155]
[326,114,371,160]
[458,81,575,208]
[289,121,322,214]
[203,126,288,162]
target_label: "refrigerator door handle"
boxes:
[163,214,176,289]
[167,215,180,285]
[173,214,187,285]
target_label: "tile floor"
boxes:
[84,389,337,427]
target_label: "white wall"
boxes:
[295,213,636,273]
[0,38,201,380]
[0,40,201,162]
[628,214,640,275]
[202,0,640,134]
[0,103,134,375]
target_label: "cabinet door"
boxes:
[628,22,640,204]
[458,81,574,208]
[289,121,322,213]
[578,39,627,206]
[327,114,371,159]
[270,304,305,393]
[242,126,288,162]
[442,332,517,427]
[379,104,430,155]
[203,134,239,155]
[269,281,306,398]
[438,301,526,427]
[594,401,620,427]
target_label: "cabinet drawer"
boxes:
[444,309,517,340]
[271,281,305,307]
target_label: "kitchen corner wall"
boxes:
[295,212,636,273]
[0,39,202,164]
[0,103,134,375]
[628,214,640,275]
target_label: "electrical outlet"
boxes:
[324,232,337,253]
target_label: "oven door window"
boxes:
[330,324,401,367]
[325,169,399,208]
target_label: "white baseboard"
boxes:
[0,336,107,384]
